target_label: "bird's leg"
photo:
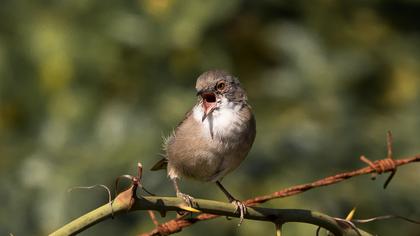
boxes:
[216,181,247,226]
[171,177,195,208]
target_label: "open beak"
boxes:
[199,91,217,121]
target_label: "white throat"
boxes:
[193,97,244,139]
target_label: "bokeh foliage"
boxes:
[1,0,419,235]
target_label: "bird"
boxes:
[151,69,256,224]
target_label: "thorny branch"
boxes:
[140,132,420,236]
[49,132,420,236]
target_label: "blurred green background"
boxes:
[1,0,420,235]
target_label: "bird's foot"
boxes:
[176,192,200,213]
[177,192,195,206]
[231,199,247,226]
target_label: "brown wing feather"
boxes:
[151,109,193,171]
[150,157,168,171]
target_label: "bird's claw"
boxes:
[231,200,247,226]
[177,192,195,207]
[176,192,201,214]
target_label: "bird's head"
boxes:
[195,70,247,121]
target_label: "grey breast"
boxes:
[166,104,255,182]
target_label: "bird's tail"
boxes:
[150,156,168,171]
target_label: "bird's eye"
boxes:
[216,82,226,91]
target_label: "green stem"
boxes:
[49,194,371,236]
